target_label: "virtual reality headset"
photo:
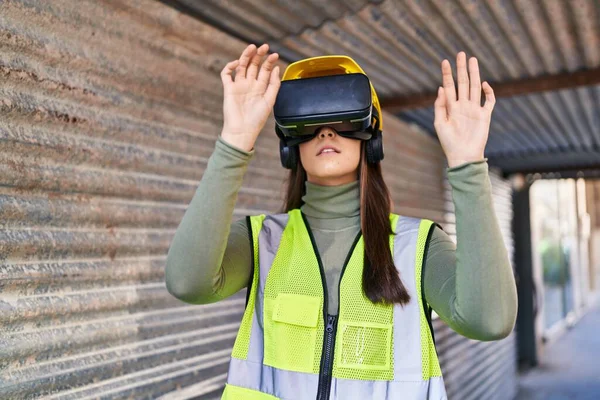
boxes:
[273,73,377,146]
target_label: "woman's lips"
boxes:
[317,149,340,156]
[316,145,341,155]
[318,151,339,156]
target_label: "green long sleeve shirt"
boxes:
[165,135,518,341]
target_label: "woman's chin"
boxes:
[306,167,356,183]
[308,164,344,176]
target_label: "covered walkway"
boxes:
[515,295,600,400]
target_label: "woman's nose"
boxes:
[318,127,336,138]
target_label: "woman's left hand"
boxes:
[433,51,496,168]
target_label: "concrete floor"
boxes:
[515,296,600,400]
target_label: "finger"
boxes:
[433,86,447,128]
[247,43,269,80]
[441,59,456,109]
[456,51,469,101]
[257,52,279,88]
[264,65,281,107]
[469,56,482,105]
[482,81,496,113]
[221,59,240,87]
[236,44,257,79]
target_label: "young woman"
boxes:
[165,43,518,400]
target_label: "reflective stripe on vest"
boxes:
[222,209,448,400]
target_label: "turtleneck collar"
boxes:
[300,179,361,230]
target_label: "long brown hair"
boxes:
[279,140,411,306]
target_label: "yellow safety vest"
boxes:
[222,208,447,399]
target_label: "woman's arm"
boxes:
[165,135,253,304]
[423,159,518,341]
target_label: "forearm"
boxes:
[165,135,254,304]
[424,159,518,341]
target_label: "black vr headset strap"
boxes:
[366,108,384,163]
[276,125,299,169]
[371,106,381,135]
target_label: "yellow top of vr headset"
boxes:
[281,55,383,131]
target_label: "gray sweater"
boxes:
[165,135,518,341]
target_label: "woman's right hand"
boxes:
[220,43,281,152]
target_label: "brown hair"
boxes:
[279,141,411,306]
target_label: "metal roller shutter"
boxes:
[0,1,278,398]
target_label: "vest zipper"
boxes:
[301,211,363,400]
[317,314,337,400]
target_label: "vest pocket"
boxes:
[272,293,320,327]
[265,293,321,373]
[222,383,279,400]
[338,320,392,370]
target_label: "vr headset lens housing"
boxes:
[274,73,374,145]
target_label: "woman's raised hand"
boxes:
[433,51,496,168]
[220,43,281,152]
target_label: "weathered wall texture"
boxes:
[0,1,280,398]
[0,0,513,399]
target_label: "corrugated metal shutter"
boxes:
[0,1,280,398]
[380,116,447,222]
[436,166,518,400]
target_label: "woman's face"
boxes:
[298,126,362,186]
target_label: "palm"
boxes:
[433,52,496,168]
[223,81,273,136]
[220,43,281,151]
[437,100,490,161]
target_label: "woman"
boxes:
[165,43,518,400]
